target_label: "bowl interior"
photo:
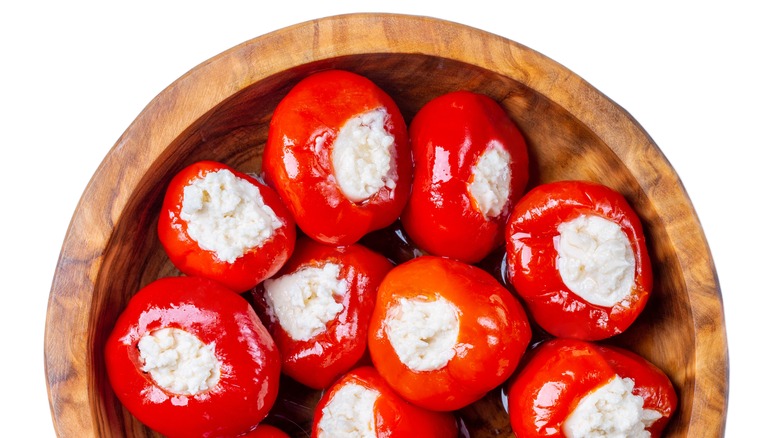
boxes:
[46,14,727,438]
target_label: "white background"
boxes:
[2,1,775,436]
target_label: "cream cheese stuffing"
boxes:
[385,297,460,372]
[180,169,282,263]
[556,214,636,307]
[137,327,221,395]
[468,142,512,218]
[263,263,348,341]
[317,382,380,438]
[331,108,397,203]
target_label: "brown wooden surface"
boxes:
[44,13,728,437]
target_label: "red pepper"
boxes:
[311,366,458,437]
[252,237,392,389]
[507,339,677,438]
[104,276,281,438]
[505,180,652,340]
[263,69,412,246]
[401,90,529,263]
[158,160,296,292]
[367,256,531,411]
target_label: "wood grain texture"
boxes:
[44,13,728,437]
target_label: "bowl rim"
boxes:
[44,12,728,437]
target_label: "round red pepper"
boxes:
[158,160,296,292]
[104,276,281,438]
[263,69,412,246]
[367,256,531,411]
[311,366,458,438]
[505,180,652,340]
[507,339,677,438]
[401,90,529,263]
[252,237,392,389]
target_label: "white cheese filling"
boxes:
[331,108,397,203]
[385,297,459,372]
[555,214,636,307]
[562,376,663,438]
[137,327,221,395]
[263,263,348,341]
[468,142,512,218]
[180,169,283,263]
[318,382,379,438]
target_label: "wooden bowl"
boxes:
[44,13,728,437]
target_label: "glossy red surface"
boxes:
[505,180,652,340]
[103,277,281,438]
[367,256,532,411]
[252,237,393,389]
[263,70,412,246]
[157,160,296,292]
[506,339,677,437]
[311,366,458,438]
[401,90,529,263]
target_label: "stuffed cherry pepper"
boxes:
[311,366,458,438]
[368,256,531,411]
[253,237,392,389]
[158,160,296,292]
[263,69,412,246]
[104,276,281,438]
[505,180,652,340]
[401,90,529,263]
[507,339,677,438]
